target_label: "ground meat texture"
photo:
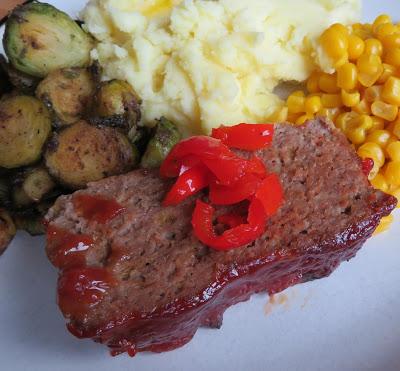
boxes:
[45,118,397,356]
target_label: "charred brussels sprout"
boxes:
[45,120,138,189]
[12,167,55,208]
[0,96,52,169]
[13,212,45,236]
[0,59,12,97]
[141,117,181,169]
[36,67,95,126]
[0,55,40,94]
[92,80,142,133]
[0,209,16,256]
[4,2,94,78]
[0,178,11,207]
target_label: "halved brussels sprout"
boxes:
[12,166,55,209]
[0,96,52,169]
[141,117,182,169]
[4,2,94,78]
[92,80,142,133]
[0,209,16,256]
[45,120,138,189]
[36,67,95,126]
[0,55,40,94]
[128,125,151,155]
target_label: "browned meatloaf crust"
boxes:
[45,117,397,356]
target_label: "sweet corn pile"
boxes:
[284,15,400,232]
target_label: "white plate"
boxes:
[0,1,399,370]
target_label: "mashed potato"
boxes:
[82,0,360,134]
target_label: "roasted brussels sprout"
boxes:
[0,96,52,169]
[0,55,40,94]
[92,80,142,133]
[0,59,12,97]
[36,67,96,126]
[0,178,11,207]
[141,117,182,169]
[128,126,151,155]
[0,209,16,256]
[13,212,45,236]
[4,2,94,78]
[12,167,55,208]
[45,120,138,189]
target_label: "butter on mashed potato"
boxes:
[82,0,361,134]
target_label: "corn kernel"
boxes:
[295,114,312,126]
[268,107,288,122]
[348,34,365,60]
[287,113,302,123]
[366,129,392,147]
[347,127,366,145]
[330,23,349,37]
[381,76,400,106]
[364,38,383,56]
[321,93,342,108]
[304,96,322,115]
[364,85,383,103]
[357,142,385,167]
[356,115,374,131]
[375,23,397,41]
[386,141,400,161]
[287,93,305,114]
[318,107,342,121]
[307,71,320,94]
[319,73,340,93]
[341,90,360,107]
[337,63,357,90]
[374,215,394,235]
[370,116,385,131]
[381,33,400,50]
[371,100,399,121]
[333,53,349,69]
[393,122,400,138]
[336,112,358,132]
[320,27,349,60]
[353,98,372,115]
[357,54,383,87]
[353,23,373,40]
[377,63,397,84]
[373,14,392,35]
[371,172,389,192]
[384,136,398,157]
[384,48,400,67]
[385,161,400,186]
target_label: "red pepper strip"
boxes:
[212,123,274,150]
[191,198,267,251]
[255,174,284,216]
[217,214,247,228]
[160,136,233,178]
[209,173,262,205]
[361,158,374,176]
[163,164,210,206]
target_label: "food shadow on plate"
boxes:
[0,232,101,359]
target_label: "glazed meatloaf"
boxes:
[45,117,397,356]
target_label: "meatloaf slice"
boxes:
[45,117,397,356]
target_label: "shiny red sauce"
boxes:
[361,158,374,176]
[47,226,94,269]
[58,267,115,321]
[73,194,125,224]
